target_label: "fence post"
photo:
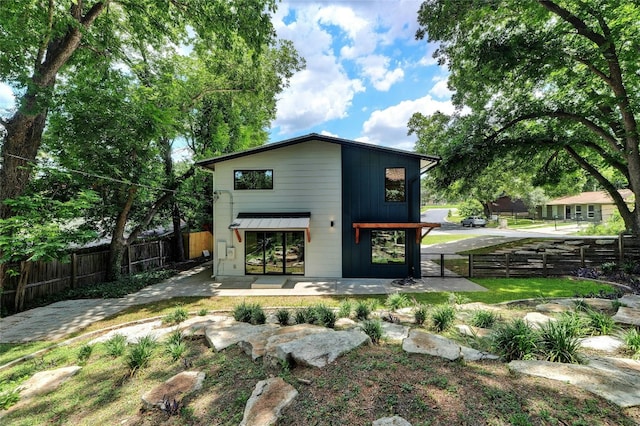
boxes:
[127,245,133,274]
[158,240,163,267]
[542,253,547,278]
[469,254,473,278]
[505,253,510,278]
[440,254,445,277]
[580,247,585,268]
[618,233,624,262]
[71,253,77,289]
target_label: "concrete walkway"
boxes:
[0,260,485,343]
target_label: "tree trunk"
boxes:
[14,261,32,312]
[172,202,186,262]
[107,186,137,281]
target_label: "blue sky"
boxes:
[270,0,454,150]
[0,0,454,153]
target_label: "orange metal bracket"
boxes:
[352,222,441,244]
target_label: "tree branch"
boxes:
[564,145,633,222]
[537,1,607,47]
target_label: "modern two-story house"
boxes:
[196,134,439,279]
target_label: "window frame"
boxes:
[233,169,274,190]
[384,167,406,203]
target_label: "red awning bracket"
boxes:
[352,222,441,244]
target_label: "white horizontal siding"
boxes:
[212,140,342,277]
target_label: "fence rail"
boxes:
[1,239,173,312]
[427,235,640,278]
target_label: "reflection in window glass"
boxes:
[385,168,405,202]
[371,230,406,264]
[234,170,273,190]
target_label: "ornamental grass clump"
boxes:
[275,309,290,326]
[361,319,384,344]
[355,301,372,320]
[556,311,590,338]
[623,328,640,358]
[587,310,616,335]
[538,321,583,364]
[165,330,187,361]
[126,335,157,375]
[104,334,127,357]
[163,306,189,325]
[338,299,353,318]
[414,304,428,325]
[431,304,456,332]
[77,344,93,364]
[469,309,498,329]
[492,319,539,361]
[233,302,266,325]
[385,293,410,311]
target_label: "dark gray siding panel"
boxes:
[341,145,422,278]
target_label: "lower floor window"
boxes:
[371,230,406,265]
[245,231,304,275]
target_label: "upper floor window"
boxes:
[385,167,405,202]
[234,170,273,190]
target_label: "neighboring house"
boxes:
[196,133,439,279]
[544,189,635,222]
[490,196,529,217]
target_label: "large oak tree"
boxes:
[414,0,640,235]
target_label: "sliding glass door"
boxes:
[245,231,304,275]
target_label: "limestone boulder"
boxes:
[619,294,640,309]
[523,312,556,329]
[239,377,298,426]
[454,324,492,338]
[263,324,331,367]
[509,356,640,408]
[334,317,358,330]
[612,306,640,327]
[536,303,571,314]
[372,415,412,425]
[141,371,205,410]
[273,329,370,368]
[17,366,81,399]
[460,346,499,362]
[579,336,624,353]
[402,330,461,361]
[205,321,277,351]
[381,322,410,342]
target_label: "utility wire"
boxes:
[6,153,188,194]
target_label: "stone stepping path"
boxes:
[240,377,298,426]
[141,371,205,410]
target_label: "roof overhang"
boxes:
[352,222,441,244]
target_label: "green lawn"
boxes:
[421,204,459,212]
[422,234,476,245]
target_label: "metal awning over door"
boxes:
[229,212,311,243]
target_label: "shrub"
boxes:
[338,299,352,318]
[447,292,470,305]
[600,261,618,275]
[431,304,456,332]
[385,293,409,311]
[355,301,372,320]
[198,308,208,316]
[622,260,638,275]
[104,334,127,357]
[492,319,539,361]
[587,310,616,335]
[275,309,290,326]
[361,319,384,344]
[163,306,189,325]
[414,305,428,325]
[623,328,640,358]
[295,308,310,324]
[469,310,498,329]
[538,321,583,364]
[77,344,93,364]
[127,335,157,374]
[572,299,590,313]
[458,199,483,217]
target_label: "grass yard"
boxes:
[422,234,476,245]
[0,277,637,425]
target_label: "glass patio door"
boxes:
[245,231,304,275]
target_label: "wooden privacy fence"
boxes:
[183,231,213,260]
[1,239,172,312]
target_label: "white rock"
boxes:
[275,329,370,368]
[381,322,410,342]
[579,336,625,353]
[141,371,205,410]
[239,377,298,426]
[17,366,81,399]
[372,415,412,426]
[402,330,461,361]
[612,306,640,326]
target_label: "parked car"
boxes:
[461,216,487,227]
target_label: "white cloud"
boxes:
[361,95,456,150]
[429,78,452,99]
[357,55,404,91]
[0,82,15,111]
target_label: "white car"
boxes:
[461,216,487,227]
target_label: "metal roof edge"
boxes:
[195,133,440,169]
